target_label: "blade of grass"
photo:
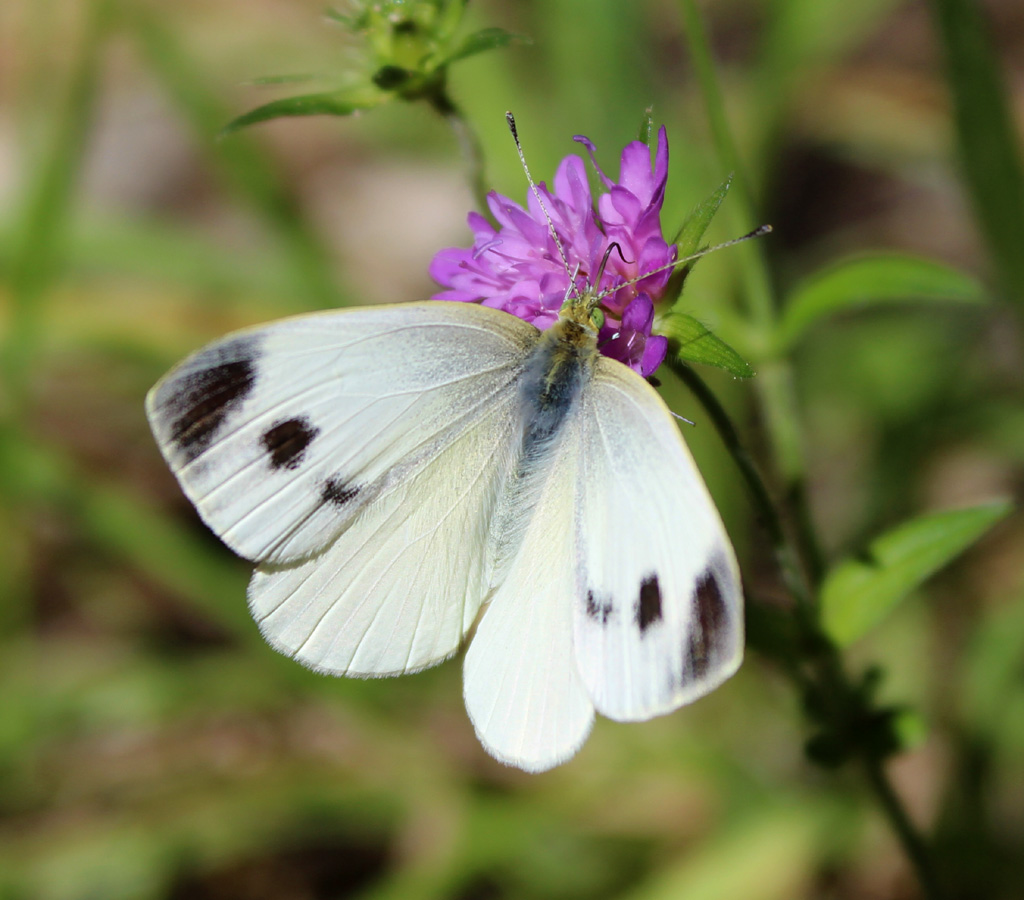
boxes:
[676,0,814,566]
[928,0,1024,304]
[125,5,345,311]
[2,0,109,418]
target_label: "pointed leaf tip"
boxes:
[821,501,1012,646]
[220,90,381,136]
[673,176,733,258]
[661,313,754,378]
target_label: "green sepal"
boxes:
[673,175,732,256]
[660,312,754,378]
[661,176,733,303]
[821,501,1012,647]
[636,108,654,145]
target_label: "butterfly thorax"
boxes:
[518,315,598,458]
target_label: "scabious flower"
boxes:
[430,127,676,377]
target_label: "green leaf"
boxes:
[444,27,524,64]
[821,501,1012,646]
[661,313,754,378]
[221,89,382,135]
[929,0,1024,303]
[673,175,733,258]
[778,254,987,349]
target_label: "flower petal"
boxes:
[431,126,675,366]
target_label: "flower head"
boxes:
[430,127,676,377]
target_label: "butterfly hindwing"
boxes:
[571,358,744,721]
[146,302,538,566]
[463,413,595,772]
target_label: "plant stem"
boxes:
[428,88,490,213]
[864,756,947,900]
[665,358,812,610]
[671,360,945,900]
[676,0,825,584]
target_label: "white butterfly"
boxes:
[146,286,744,772]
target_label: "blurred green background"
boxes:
[1,1,1022,898]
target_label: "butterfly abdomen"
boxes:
[486,317,597,584]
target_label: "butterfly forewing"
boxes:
[248,388,521,676]
[146,302,538,566]
[571,358,743,721]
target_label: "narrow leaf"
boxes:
[929,0,1024,303]
[661,313,754,378]
[673,175,732,257]
[445,27,524,65]
[821,501,1012,646]
[221,90,381,135]
[778,254,986,349]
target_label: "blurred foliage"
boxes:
[1,0,1022,899]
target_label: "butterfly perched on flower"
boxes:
[146,119,743,772]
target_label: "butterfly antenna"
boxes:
[593,224,773,304]
[506,112,576,292]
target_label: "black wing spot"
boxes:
[165,338,259,462]
[585,590,615,625]
[686,567,730,678]
[321,477,360,507]
[635,575,663,634]
[263,417,319,470]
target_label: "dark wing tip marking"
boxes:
[162,337,260,462]
[585,590,615,625]
[321,476,360,507]
[262,416,319,470]
[635,575,663,634]
[686,565,730,679]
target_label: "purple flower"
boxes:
[430,127,677,377]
